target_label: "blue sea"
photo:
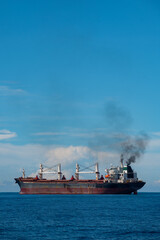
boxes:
[0,193,160,240]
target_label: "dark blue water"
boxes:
[0,193,160,240]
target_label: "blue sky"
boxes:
[0,0,160,191]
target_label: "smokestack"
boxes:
[88,102,149,166]
[121,133,149,165]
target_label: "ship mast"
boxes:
[95,163,100,180]
[58,164,62,180]
[75,162,100,180]
[38,163,63,180]
[22,169,25,178]
[75,163,80,180]
[39,163,43,179]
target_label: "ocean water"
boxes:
[0,193,160,240]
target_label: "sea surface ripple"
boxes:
[0,193,160,240]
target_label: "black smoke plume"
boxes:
[89,102,149,165]
[105,101,133,132]
[120,133,149,165]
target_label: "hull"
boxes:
[15,178,145,195]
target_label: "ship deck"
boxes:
[15,177,104,183]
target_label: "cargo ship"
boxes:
[15,155,145,194]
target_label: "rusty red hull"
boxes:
[15,178,145,194]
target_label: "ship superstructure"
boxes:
[15,156,145,194]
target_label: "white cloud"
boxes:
[148,138,160,150]
[138,151,160,166]
[0,86,26,96]
[0,143,50,166]
[0,129,17,140]
[0,143,122,189]
[46,146,91,166]
[152,132,160,136]
[155,180,160,184]
[0,130,12,134]
[33,131,94,138]
[0,143,119,178]
[91,151,118,163]
[34,132,68,136]
[45,146,120,167]
[0,141,160,191]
